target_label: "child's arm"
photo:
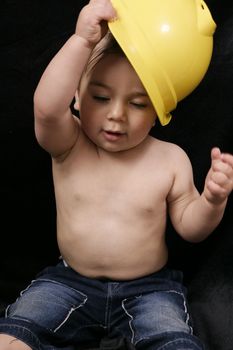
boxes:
[169,147,233,242]
[33,0,116,158]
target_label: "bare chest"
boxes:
[53,152,172,217]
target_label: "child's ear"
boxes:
[73,91,80,111]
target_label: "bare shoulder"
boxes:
[149,136,190,162]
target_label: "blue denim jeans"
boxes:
[0,261,204,349]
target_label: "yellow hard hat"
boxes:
[108,0,216,125]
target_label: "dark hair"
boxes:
[84,31,125,75]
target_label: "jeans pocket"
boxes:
[7,278,87,335]
[122,290,192,345]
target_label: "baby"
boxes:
[0,0,232,349]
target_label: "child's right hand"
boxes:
[75,0,116,48]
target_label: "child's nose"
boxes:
[107,101,126,122]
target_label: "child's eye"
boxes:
[131,102,147,109]
[93,95,110,102]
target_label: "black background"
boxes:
[1,1,233,349]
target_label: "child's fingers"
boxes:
[211,147,233,171]
[89,0,116,19]
[211,147,221,161]
[221,153,233,169]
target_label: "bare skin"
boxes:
[0,335,31,349]
[47,53,233,281]
[1,0,233,348]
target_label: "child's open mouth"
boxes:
[103,130,124,141]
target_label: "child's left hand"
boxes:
[204,147,233,205]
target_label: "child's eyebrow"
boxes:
[89,80,148,97]
[89,81,109,89]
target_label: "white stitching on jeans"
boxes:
[122,298,134,343]
[54,294,88,333]
[166,290,193,335]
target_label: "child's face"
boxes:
[78,54,157,152]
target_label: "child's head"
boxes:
[76,32,157,153]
